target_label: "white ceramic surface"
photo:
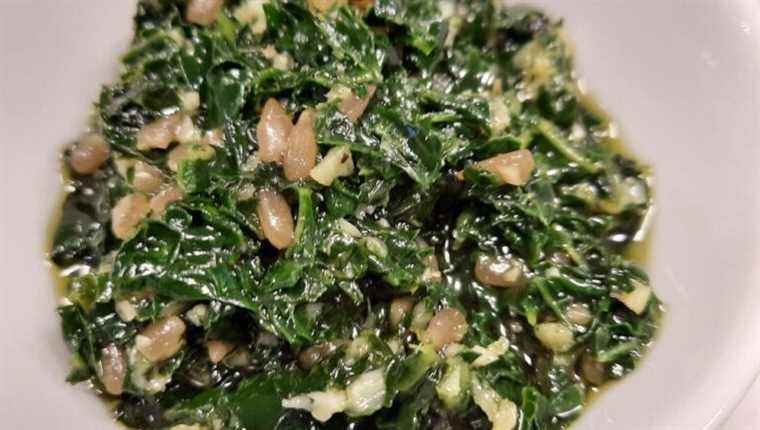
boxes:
[725,375,760,428]
[1,1,759,429]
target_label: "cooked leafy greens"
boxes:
[50,0,660,429]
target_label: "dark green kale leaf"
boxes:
[50,2,660,430]
[51,166,125,267]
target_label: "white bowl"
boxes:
[1,1,758,429]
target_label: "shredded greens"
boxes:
[50,1,660,429]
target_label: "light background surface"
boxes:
[725,375,759,428]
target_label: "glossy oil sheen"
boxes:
[0,1,758,430]
[530,2,760,429]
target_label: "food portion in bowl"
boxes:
[49,0,660,429]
